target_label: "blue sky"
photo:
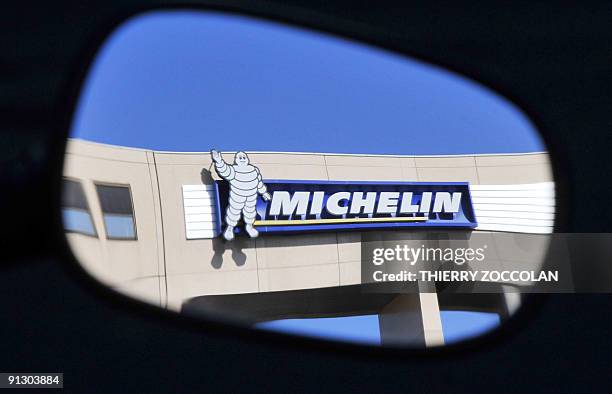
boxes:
[71,11,544,155]
[70,10,531,345]
[258,311,500,345]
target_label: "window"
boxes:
[95,184,137,240]
[62,179,97,236]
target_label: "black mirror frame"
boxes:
[50,2,570,360]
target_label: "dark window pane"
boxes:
[96,184,134,215]
[62,179,89,210]
[62,179,96,236]
[96,184,137,239]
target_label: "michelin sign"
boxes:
[210,150,477,241]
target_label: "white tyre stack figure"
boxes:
[210,149,271,241]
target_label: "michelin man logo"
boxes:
[211,150,271,241]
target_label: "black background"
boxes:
[1,1,611,392]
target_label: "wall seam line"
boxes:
[152,152,170,308]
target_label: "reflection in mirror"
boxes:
[63,10,554,348]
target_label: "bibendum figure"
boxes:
[211,149,271,241]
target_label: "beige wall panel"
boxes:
[475,153,549,167]
[114,276,162,307]
[477,164,553,184]
[400,157,418,168]
[336,233,362,263]
[437,232,505,274]
[400,166,419,181]
[66,139,149,163]
[170,239,258,275]
[104,242,159,282]
[339,261,361,286]
[65,234,108,281]
[324,155,405,167]
[255,163,329,181]
[255,234,339,269]
[153,152,213,166]
[415,156,476,168]
[490,233,551,271]
[326,165,404,181]
[417,166,480,183]
[155,152,327,166]
[247,153,326,165]
[258,263,339,292]
[166,269,260,310]
[155,163,215,187]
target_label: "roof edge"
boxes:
[67,138,549,158]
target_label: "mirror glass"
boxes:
[63,10,554,348]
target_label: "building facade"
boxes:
[63,139,554,347]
